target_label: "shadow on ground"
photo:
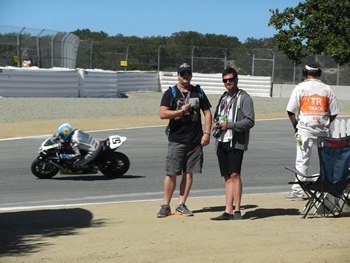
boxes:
[51,174,146,181]
[0,208,104,256]
[193,205,300,219]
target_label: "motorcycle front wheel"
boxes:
[98,152,130,178]
[31,159,59,179]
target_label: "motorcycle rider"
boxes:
[58,123,101,171]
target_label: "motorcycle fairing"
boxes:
[108,135,127,149]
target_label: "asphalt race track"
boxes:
[0,118,321,211]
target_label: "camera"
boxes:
[212,121,223,138]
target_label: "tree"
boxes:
[72,29,109,41]
[243,37,277,49]
[268,0,350,65]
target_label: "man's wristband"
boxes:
[180,108,185,115]
[204,132,210,136]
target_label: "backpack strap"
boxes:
[195,84,203,98]
[169,84,203,98]
[170,85,176,97]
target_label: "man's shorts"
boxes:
[166,142,203,176]
[216,142,244,177]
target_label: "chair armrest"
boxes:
[285,166,320,179]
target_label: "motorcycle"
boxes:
[31,134,130,179]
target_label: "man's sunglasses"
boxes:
[222,77,236,83]
[180,71,192,77]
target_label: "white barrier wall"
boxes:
[273,83,350,100]
[0,67,79,97]
[78,69,117,97]
[160,72,272,97]
[117,71,160,93]
[0,67,161,97]
[3,66,348,99]
[332,119,350,138]
[160,72,223,94]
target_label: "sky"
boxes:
[0,0,302,42]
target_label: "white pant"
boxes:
[291,136,317,197]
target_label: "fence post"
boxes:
[90,41,94,69]
[252,52,255,76]
[17,27,26,68]
[191,46,195,71]
[125,44,130,71]
[36,29,44,68]
[269,49,275,83]
[51,32,58,68]
[293,64,296,84]
[337,64,340,86]
[158,45,161,72]
[224,49,227,69]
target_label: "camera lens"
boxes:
[213,129,222,138]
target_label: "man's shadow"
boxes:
[193,205,300,219]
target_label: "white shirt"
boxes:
[286,79,340,138]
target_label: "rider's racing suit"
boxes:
[60,129,102,168]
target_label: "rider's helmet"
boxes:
[58,123,73,141]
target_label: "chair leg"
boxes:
[299,186,319,219]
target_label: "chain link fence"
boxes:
[0,26,79,69]
[1,26,349,85]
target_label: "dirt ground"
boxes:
[1,114,350,262]
[1,112,291,139]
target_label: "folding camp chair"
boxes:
[285,136,350,219]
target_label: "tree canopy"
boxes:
[69,29,277,72]
[268,0,350,65]
[71,29,276,49]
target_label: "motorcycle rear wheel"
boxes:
[31,159,59,179]
[98,152,130,178]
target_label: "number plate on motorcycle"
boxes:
[109,135,127,149]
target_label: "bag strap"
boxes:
[233,91,241,123]
[169,84,203,98]
[170,85,176,97]
[213,90,241,121]
[213,91,228,120]
[195,85,203,98]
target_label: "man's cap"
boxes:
[178,63,192,73]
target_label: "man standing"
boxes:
[210,67,255,220]
[284,61,340,201]
[157,63,212,218]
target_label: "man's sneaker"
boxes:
[175,203,193,216]
[157,204,172,218]
[210,212,234,220]
[284,193,304,201]
[234,211,243,220]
